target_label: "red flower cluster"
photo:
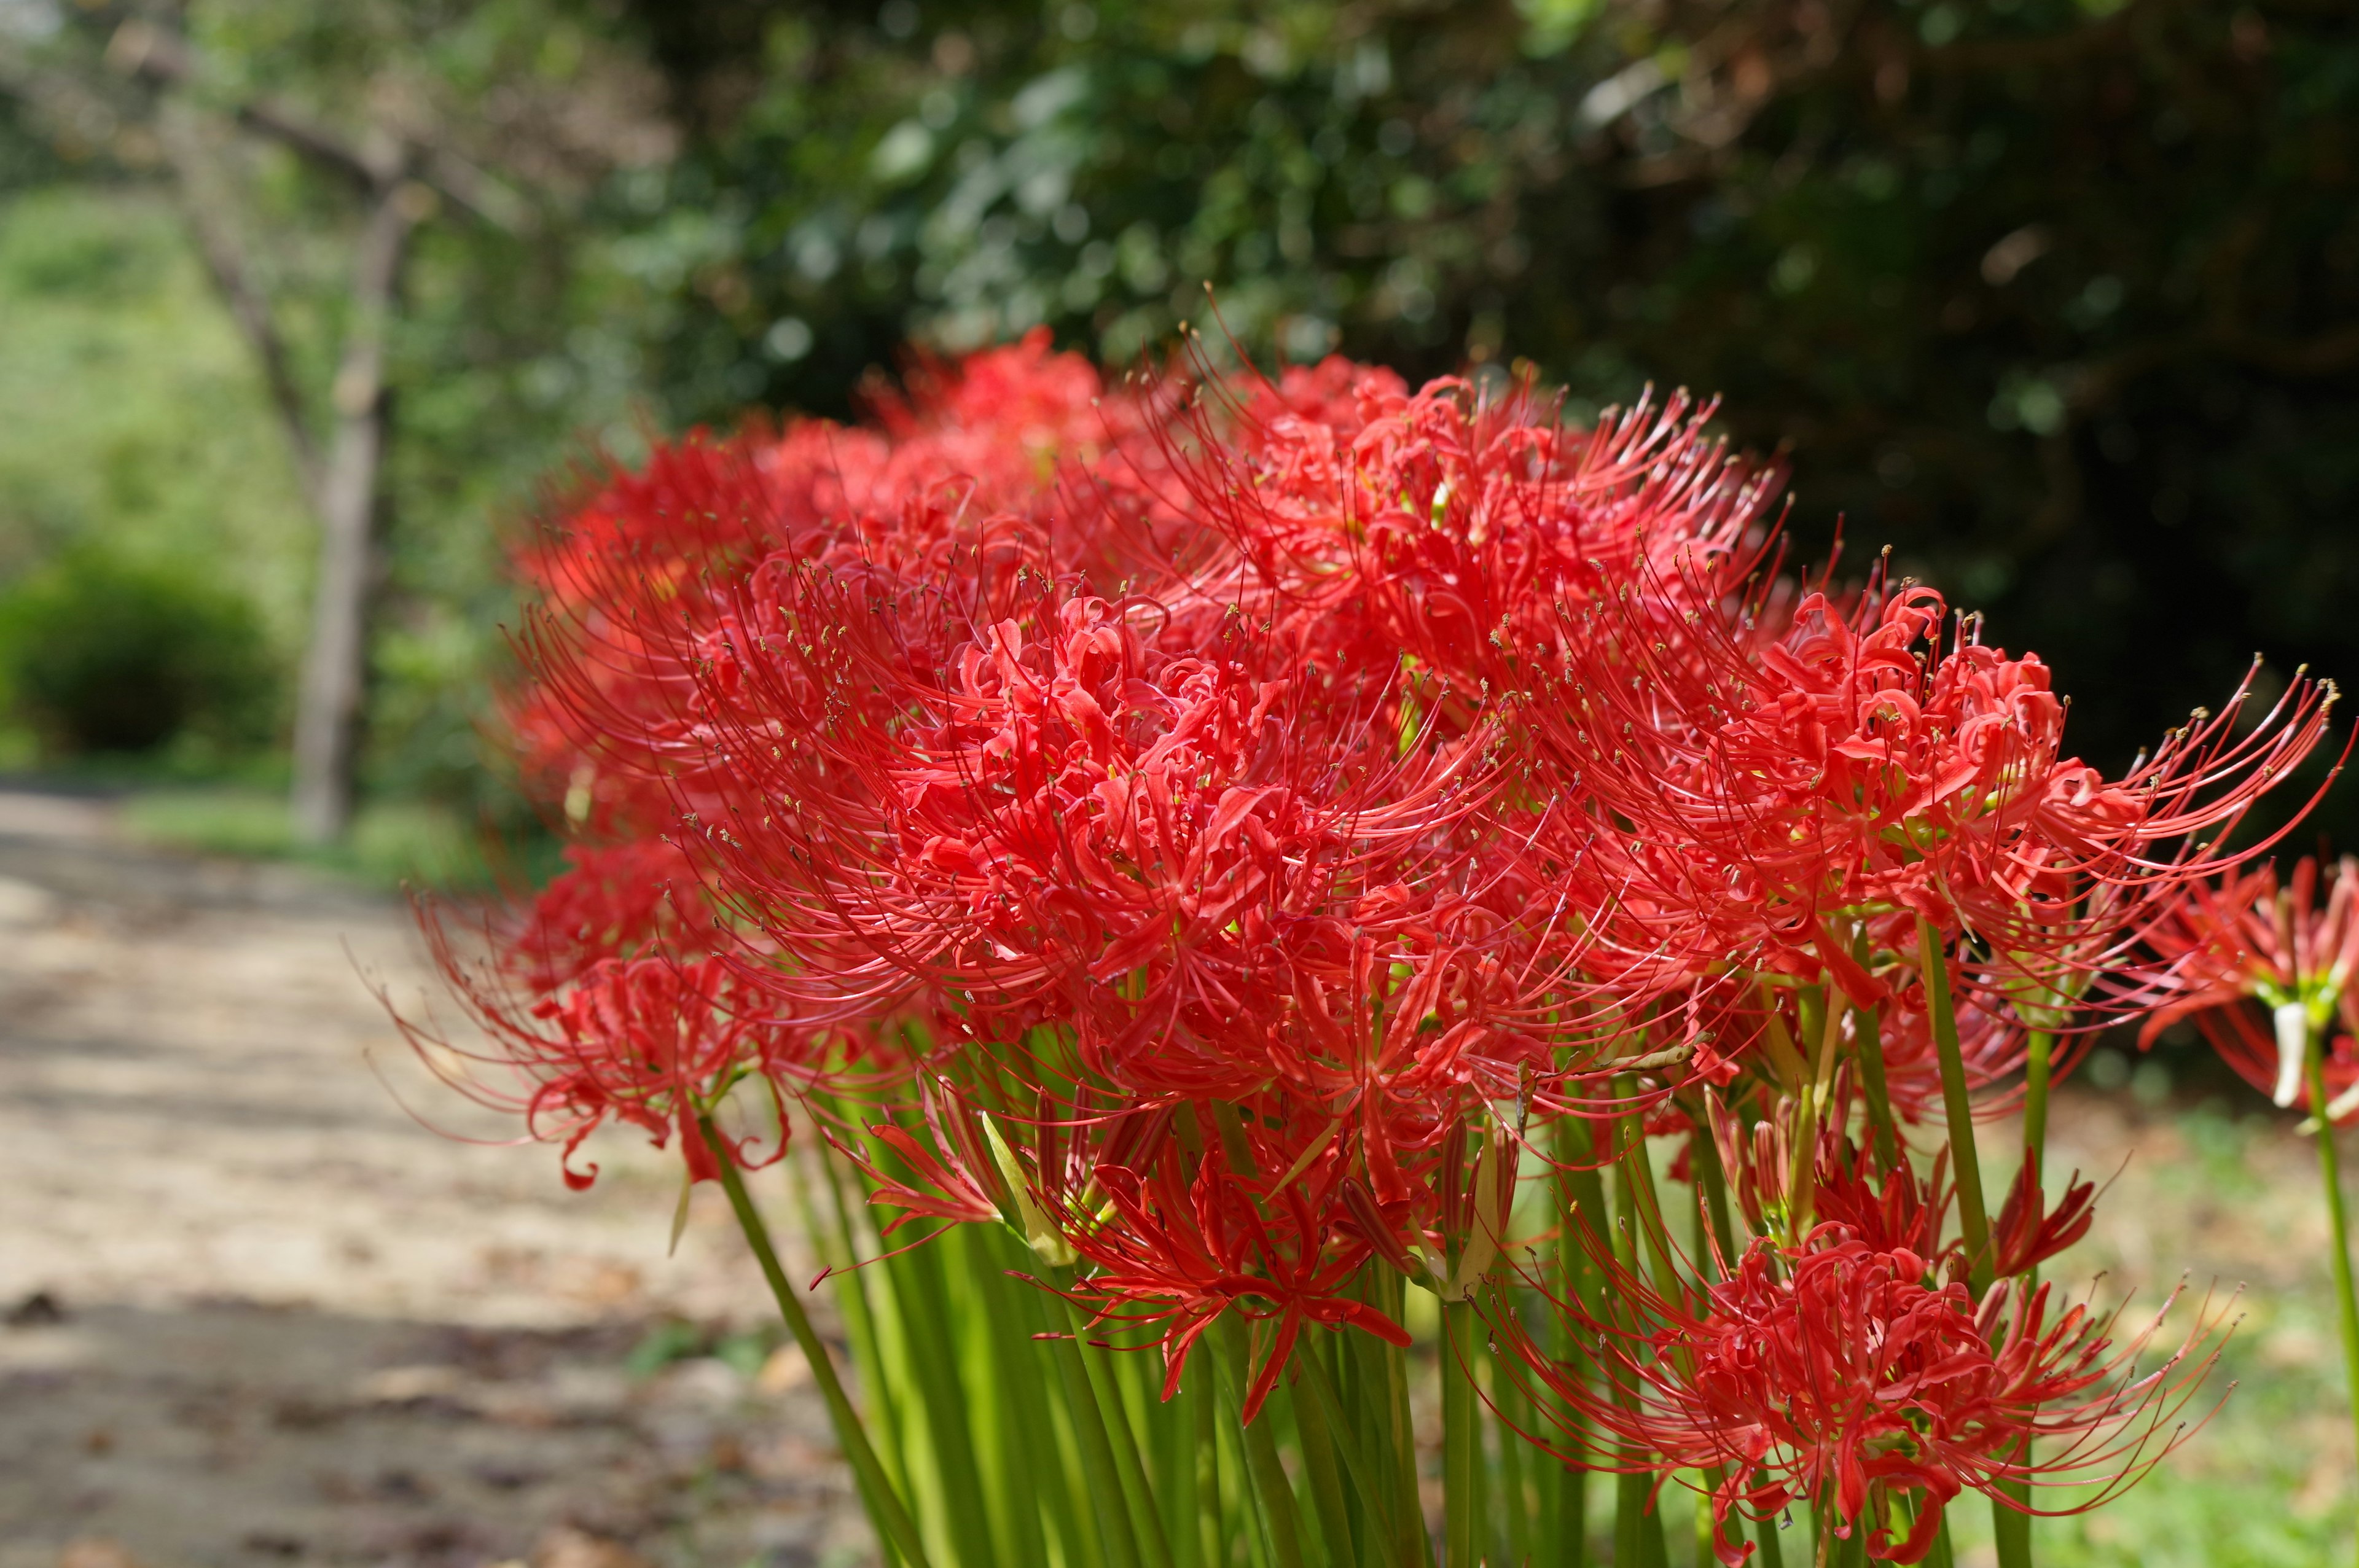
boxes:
[429,335,2333,1499]
[1503,1135,2217,1565]
[2143,855,2359,1117]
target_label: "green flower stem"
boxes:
[1194,1368,1225,1568]
[1298,1335,1421,1567]
[896,1231,1002,1559]
[1788,982,1848,1235]
[1850,929,1903,1171]
[966,1232,1059,1567]
[1688,1109,1739,1268]
[2022,1030,2054,1179]
[1164,1367,1200,1568]
[1751,1491,1786,1568]
[1443,1298,1482,1568]
[1613,1092,1682,1297]
[698,1114,937,1568]
[1999,1027,2058,1568]
[1913,925,2024,1568]
[1217,1316,1307,1568]
[1287,1358,1357,1566]
[2300,1018,2359,1568]
[1605,1124,1672,1568]
[1348,1268,1428,1567]
[1556,1118,1612,1568]
[1049,1293,1149,1568]
[1066,1296,1176,1568]
[1915,919,1993,1294]
[790,1128,913,1536]
[1492,1311,1535,1568]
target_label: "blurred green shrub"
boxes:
[0,546,276,755]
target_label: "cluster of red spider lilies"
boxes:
[409,333,2355,1568]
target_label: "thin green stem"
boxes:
[1789,982,1847,1235]
[1850,928,1902,1171]
[1916,918,1993,1295]
[2303,1020,2359,1568]
[1166,1365,1201,1568]
[898,1230,1002,1561]
[1688,1110,1739,1270]
[1047,1297,1143,1568]
[1288,1358,1357,1567]
[699,1115,935,1568]
[1614,1093,1682,1297]
[1068,1297,1176,1568]
[1751,1493,1786,1568]
[1299,1336,1419,1567]
[1493,1325,1534,1568]
[1218,1317,1307,1568]
[1443,1299,1481,1568]
[1915,932,2022,1568]
[966,1231,1058,1568]
[792,1126,912,1529]
[2023,1031,2054,1180]
[1196,1363,1226,1568]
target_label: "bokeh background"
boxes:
[0,2,2354,1565]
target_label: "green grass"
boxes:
[0,185,313,652]
[1926,1085,2359,1567]
[122,785,498,891]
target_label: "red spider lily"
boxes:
[426,337,2328,1548]
[670,562,1635,1133]
[1168,369,1782,700]
[402,944,808,1189]
[1071,1138,1416,1422]
[508,840,722,991]
[845,1077,1430,1420]
[1531,578,2339,1033]
[503,329,1176,844]
[400,840,831,1188]
[1498,1138,2228,1564]
[2141,856,2359,1118]
[1990,1157,2100,1280]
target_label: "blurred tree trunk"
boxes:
[87,20,519,843]
[291,179,417,844]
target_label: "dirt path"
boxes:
[0,794,865,1568]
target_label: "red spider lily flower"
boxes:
[1050,1101,1418,1421]
[1169,371,1781,699]
[503,329,1176,846]
[2141,856,2359,1118]
[1990,1157,2100,1280]
[508,840,722,991]
[401,946,806,1189]
[1703,1097,1954,1252]
[853,1078,1444,1418]
[1532,579,2339,1034]
[1498,1145,2228,1564]
[673,564,1626,1136]
[398,840,827,1188]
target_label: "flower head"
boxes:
[1501,1140,2226,1564]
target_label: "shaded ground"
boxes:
[0,792,867,1568]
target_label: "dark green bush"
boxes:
[0,547,276,755]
